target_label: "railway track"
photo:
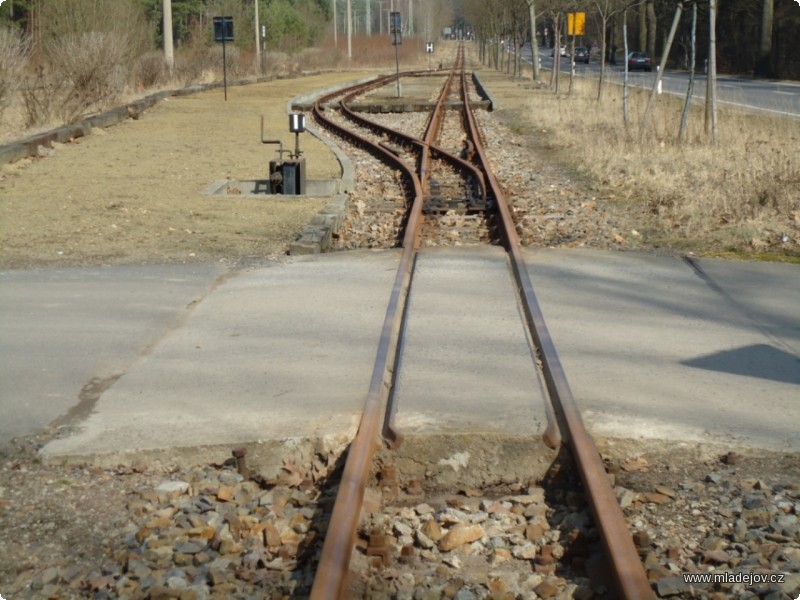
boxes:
[307,44,656,599]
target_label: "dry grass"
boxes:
[519,76,800,259]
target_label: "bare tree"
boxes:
[513,0,526,77]
[756,0,773,76]
[645,0,656,55]
[595,0,641,100]
[417,0,453,45]
[622,3,631,124]
[639,0,683,141]
[0,27,30,122]
[547,10,564,92]
[678,0,697,141]
[637,0,645,51]
[705,0,718,143]
[526,0,542,81]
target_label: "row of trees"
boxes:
[462,0,725,143]
[0,0,340,132]
[458,0,799,79]
[1,0,333,54]
[0,0,457,133]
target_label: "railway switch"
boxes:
[259,113,307,195]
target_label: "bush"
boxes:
[21,66,65,128]
[46,32,131,122]
[0,28,30,124]
[134,51,168,90]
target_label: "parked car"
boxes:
[573,47,590,64]
[627,51,652,72]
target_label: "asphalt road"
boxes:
[514,43,800,118]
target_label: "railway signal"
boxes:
[391,11,402,97]
[213,16,234,101]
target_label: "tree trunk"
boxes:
[705,0,718,143]
[597,12,608,101]
[646,0,656,57]
[638,1,646,51]
[528,0,541,81]
[755,0,774,76]
[640,1,683,141]
[679,0,697,141]
[333,0,338,48]
[608,13,617,65]
[623,6,631,125]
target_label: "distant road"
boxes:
[512,43,800,119]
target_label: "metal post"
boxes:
[391,11,401,97]
[222,36,228,101]
[261,25,266,75]
[395,43,400,97]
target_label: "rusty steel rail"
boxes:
[309,43,653,600]
[307,53,466,600]
[456,69,655,600]
[335,54,486,203]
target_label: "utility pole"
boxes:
[347,0,352,59]
[366,0,371,36]
[333,0,338,48]
[163,0,174,75]
[254,0,260,75]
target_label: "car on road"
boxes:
[627,51,652,72]
[573,47,590,64]
[551,45,567,58]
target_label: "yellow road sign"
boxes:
[568,12,586,36]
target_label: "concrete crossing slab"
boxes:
[522,249,799,451]
[0,264,226,444]
[0,249,795,460]
[39,251,399,458]
[393,246,549,436]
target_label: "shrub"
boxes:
[0,28,30,124]
[134,51,168,91]
[21,66,65,128]
[46,32,131,123]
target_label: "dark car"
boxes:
[627,51,652,72]
[573,47,590,64]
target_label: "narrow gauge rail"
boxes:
[308,45,655,600]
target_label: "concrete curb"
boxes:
[289,194,349,255]
[286,80,369,255]
[472,72,494,111]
